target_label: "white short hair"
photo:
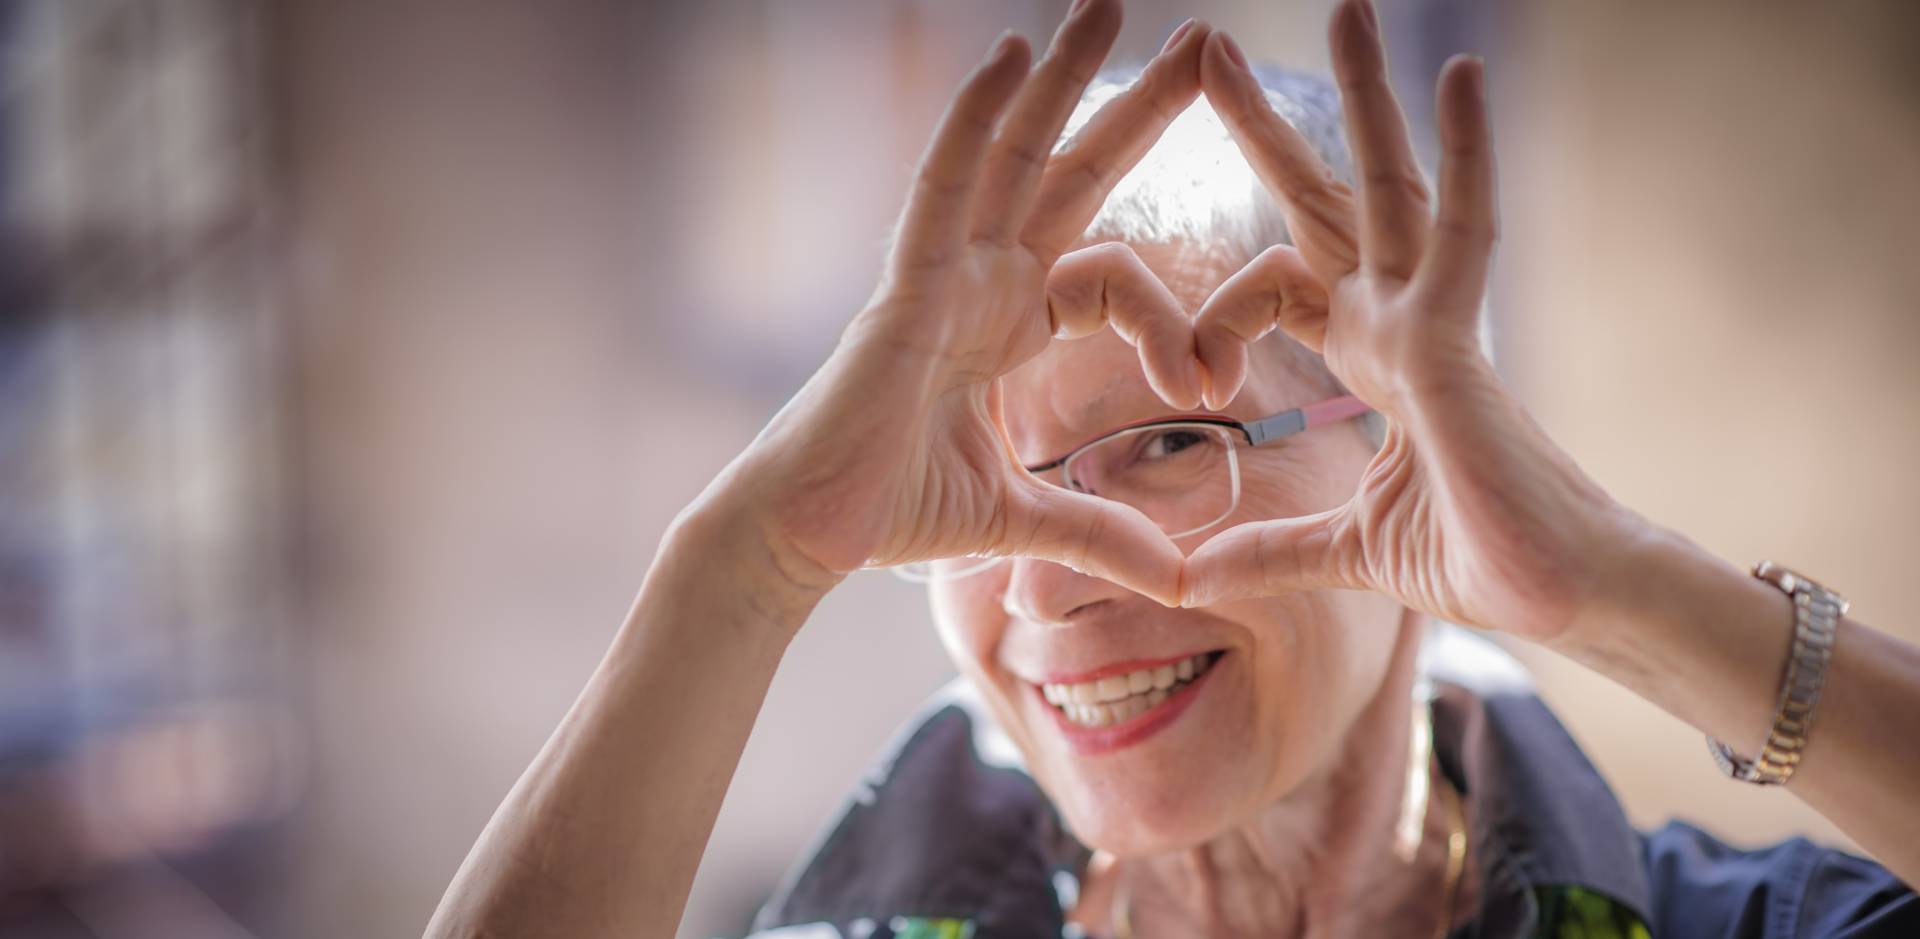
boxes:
[1060,65,1354,262]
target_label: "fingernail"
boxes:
[1220,32,1250,71]
[1358,0,1380,31]
[1160,17,1196,54]
[1468,55,1487,96]
[1070,0,1093,16]
[987,29,1018,62]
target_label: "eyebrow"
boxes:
[1067,376,1137,436]
[1024,375,1180,466]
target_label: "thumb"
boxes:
[1001,474,1186,607]
[1179,504,1362,607]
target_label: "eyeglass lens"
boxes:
[1061,423,1239,539]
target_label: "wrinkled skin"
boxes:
[746,0,1638,861]
[929,241,1405,858]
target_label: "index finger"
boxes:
[1199,30,1360,283]
[891,34,1032,272]
[1017,20,1213,265]
[1329,0,1429,277]
[969,0,1125,246]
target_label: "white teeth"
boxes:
[1040,653,1217,728]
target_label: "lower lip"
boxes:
[1035,654,1223,756]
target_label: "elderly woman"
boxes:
[427,2,1920,937]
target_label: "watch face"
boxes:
[1752,561,1849,614]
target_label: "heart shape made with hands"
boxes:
[1000,13,1509,620]
[840,1,1552,637]
[1033,209,1346,608]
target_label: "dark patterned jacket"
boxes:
[744,628,1917,939]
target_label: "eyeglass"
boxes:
[893,393,1373,582]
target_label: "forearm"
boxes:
[1551,525,1920,885]
[426,498,836,938]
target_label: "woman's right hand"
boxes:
[708,2,1213,609]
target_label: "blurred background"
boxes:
[1,0,1916,936]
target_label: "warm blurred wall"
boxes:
[270,3,959,937]
[1498,0,1920,854]
[256,2,1920,939]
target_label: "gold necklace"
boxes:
[1110,873,1133,939]
[1433,772,1467,939]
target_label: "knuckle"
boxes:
[1075,242,1136,281]
[1059,56,1102,90]
[955,93,1002,134]
[1362,167,1431,204]
[1126,72,1185,125]
[911,172,972,207]
[1434,215,1498,246]
[1334,67,1392,98]
[1036,38,1103,88]
[1078,502,1109,564]
[1253,244,1300,273]
[997,134,1050,174]
[1043,149,1103,190]
[1441,135,1487,160]
[1252,526,1278,586]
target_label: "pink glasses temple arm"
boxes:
[1244,394,1373,445]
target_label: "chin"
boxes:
[1050,775,1247,858]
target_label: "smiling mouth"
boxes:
[1039,651,1224,728]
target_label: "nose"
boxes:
[1001,555,1135,624]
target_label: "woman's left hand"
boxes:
[1179,0,1647,643]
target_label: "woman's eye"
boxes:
[1142,429,1205,460]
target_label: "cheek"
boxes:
[928,575,1010,681]
[1229,441,1391,740]
[1222,576,1401,795]
[1236,447,1365,520]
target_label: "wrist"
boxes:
[1545,521,1792,750]
[648,486,845,646]
[1548,521,1709,664]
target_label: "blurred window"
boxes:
[1,0,296,931]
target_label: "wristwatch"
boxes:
[1707,561,1848,786]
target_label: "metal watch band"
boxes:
[1706,561,1848,786]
